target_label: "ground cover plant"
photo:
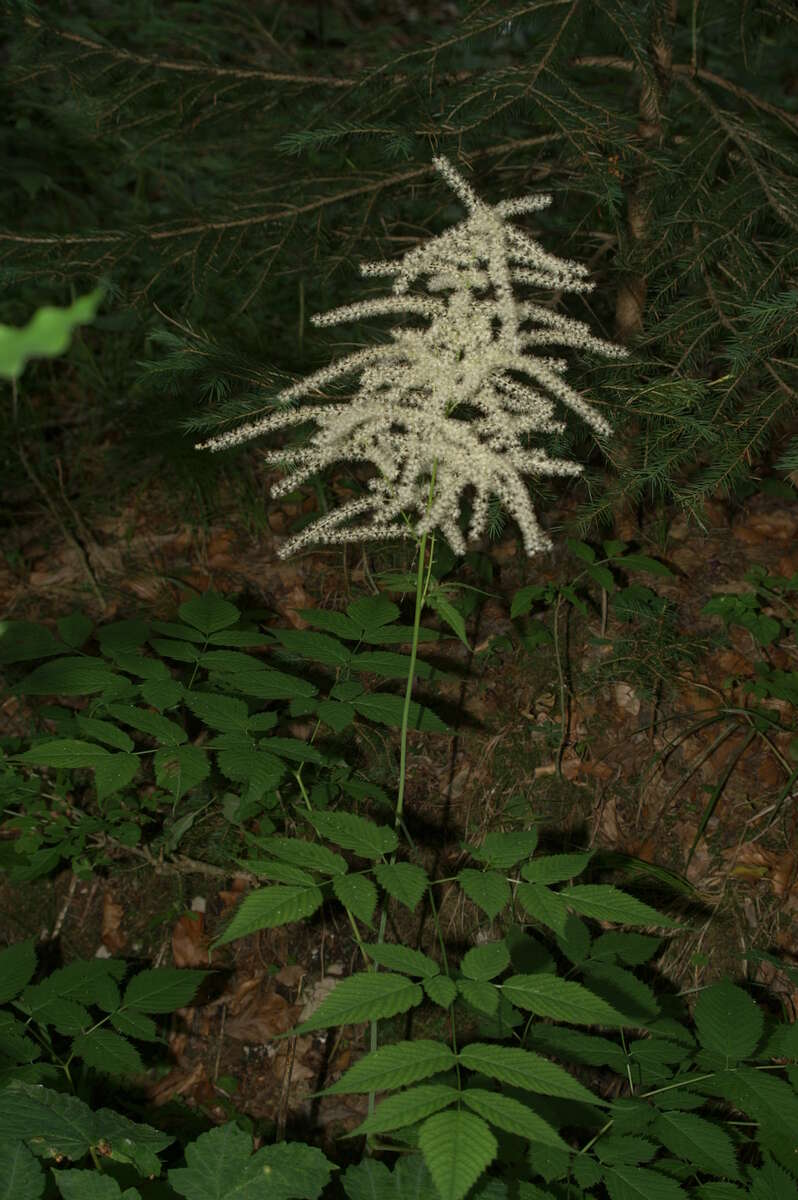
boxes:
[1,2,798,1197]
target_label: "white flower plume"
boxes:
[196,156,628,558]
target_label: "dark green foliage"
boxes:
[1,1,795,542]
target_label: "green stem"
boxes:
[367,465,438,1120]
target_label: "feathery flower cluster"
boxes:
[196,156,628,558]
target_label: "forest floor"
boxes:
[1,454,797,1150]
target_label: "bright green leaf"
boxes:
[418,1109,497,1200]
[320,1040,457,1096]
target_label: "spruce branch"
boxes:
[196,156,628,559]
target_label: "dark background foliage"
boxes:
[1,0,796,549]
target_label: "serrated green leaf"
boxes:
[457,1043,601,1106]
[556,915,591,966]
[56,613,93,651]
[307,811,398,859]
[422,974,456,1009]
[333,874,377,926]
[154,745,209,798]
[0,1083,95,1159]
[694,981,763,1063]
[74,717,134,752]
[110,1010,159,1043]
[215,748,284,798]
[26,960,122,1015]
[564,885,680,928]
[521,853,593,884]
[270,628,352,668]
[467,830,538,869]
[603,1164,688,1200]
[178,592,240,635]
[53,1169,133,1199]
[503,974,628,1027]
[182,693,249,732]
[353,692,450,734]
[243,860,316,885]
[617,555,674,578]
[350,651,447,682]
[696,1067,798,1170]
[261,836,347,876]
[149,638,201,663]
[590,932,662,966]
[91,1106,171,1177]
[585,563,615,591]
[516,883,570,937]
[106,703,187,746]
[208,666,316,701]
[346,597,400,630]
[316,698,356,732]
[170,1121,333,1200]
[457,979,499,1015]
[595,1134,657,1165]
[123,969,207,1014]
[93,753,141,802]
[0,621,65,664]
[139,677,184,710]
[568,540,596,564]
[285,973,422,1036]
[373,862,428,910]
[320,1040,457,1096]
[296,609,362,640]
[510,584,550,619]
[583,965,660,1023]
[258,737,326,765]
[18,989,90,1035]
[349,1086,459,1137]
[72,1030,144,1077]
[461,940,511,982]
[107,653,163,688]
[654,1111,738,1179]
[97,620,150,656]
[14,657,120,696]
[362,943,438,977]
[214,885,324,946]
[205,630,272,647]
[461,1088,568,1150]
[418,1109,497,1200]
[15,739,111,768]
[149,620,215,643]
[426,592,470,651]
[0,1011,37,1065]
[0,939,37,1004]
[457,870,510,920]
[0,1139,43,1200]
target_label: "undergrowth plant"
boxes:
[3,161,798,1199]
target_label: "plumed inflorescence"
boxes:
[196,156,628,558]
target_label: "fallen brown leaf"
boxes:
[172,912,211,968]
[101,890,127,954]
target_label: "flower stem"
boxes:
[367,466,438,1120]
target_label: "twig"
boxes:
[46,873,79,941]
[23,15,357,87]
[15,441,106,611]
[0,134,560,249]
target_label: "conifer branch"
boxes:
[22,14,357,87]
[572,55,798,131]
[0,136,560,249]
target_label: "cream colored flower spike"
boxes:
[196,156,629,559]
